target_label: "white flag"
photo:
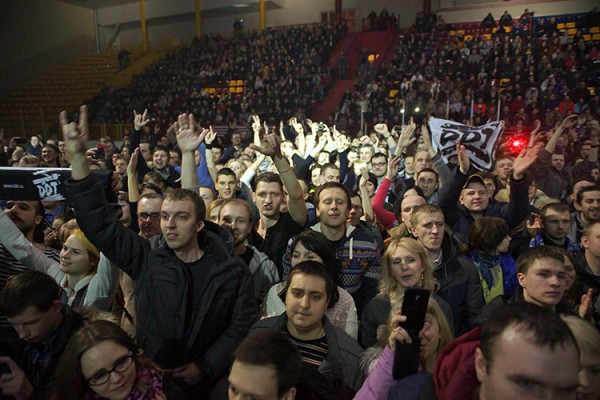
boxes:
[428,118,504,171]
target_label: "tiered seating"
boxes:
[0,53,119,135]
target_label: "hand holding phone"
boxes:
[392,288,431,380]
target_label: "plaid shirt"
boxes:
[23,306,83,399]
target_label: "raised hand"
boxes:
[59,105,89,157]
[251,115,261,133]
[512,145,541,180]
[127,148,139,175]
[374,123,390,137]
[558,114,578,131]
[175,114,207,152]
[250,132,282,158]
[397,122,416,149]
[457,143,470,175]
[133,109,150,131]
[204,126,217,145]
[359,167,369,189]
[387,311,410,351]
[386,156,401,181]
[290,118,304,135]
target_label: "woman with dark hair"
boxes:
[262,230,358,339]
[52,320,184,399]
[463,216,518,305]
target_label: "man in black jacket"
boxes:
[410,204,485,335]
[61,106,257,397]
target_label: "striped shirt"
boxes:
[284,325,328,371]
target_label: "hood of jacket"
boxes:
[434,327,481,400]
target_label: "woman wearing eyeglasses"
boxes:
[53,320,184,399]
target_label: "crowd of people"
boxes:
[338,8,599,134]
[88,23,347,129]
[0,7,599,400]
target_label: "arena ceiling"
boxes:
[57,0,283,18]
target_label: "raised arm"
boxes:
[393,121,416,157]
[358,167,374,222]
[251,132,307,226]
[203,127,218,184]
[291,118,306,156]
[175,113,208,190]
[0,210,61,281]
[62,105,150,279]
[545,115,578,153]
[372,156,401,229]
[127,148,141,203]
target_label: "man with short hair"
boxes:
[530,202,580,255]
[216,167,238,200]
[530,114,598,200]
[119,192,165,336]
[571,185,600,242]
[475,304,579,400]
[137,193,164,240]
[299,182,380,315]
[130,110,181,189]
[410,204,484,334]
[0,201,60,331]
[516,246,567,311]
[358,144,375,163]
[320,163,341,184]
[219,199,279,305]
[63,108,257,396]
[228,331,302,400]
[438,144,534,247]
[369,152,388,183]
[250,133,308,276]
[577,220,600,329]
[415,167,439,204]
[348,190,383,250]
[251,261,364,395]
[0,271,84,399]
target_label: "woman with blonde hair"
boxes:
[0,211,119,311]
[356,297,454,400]
[360,237,453,347]
[53,320,184,399]
[562,316,600,400]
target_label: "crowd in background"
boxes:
[0,6,599,400]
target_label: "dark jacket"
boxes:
[129,128,181,189]
[67,175,257,381]
[22,306,84,400]
[575,252,600,330]
[530,148,597,200]
[434,234,485,336]
[250,313,365,393]
[438,169,529,247]
[360,294,454,348]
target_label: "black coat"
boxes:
[67,175,257,381]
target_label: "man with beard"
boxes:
[218,199,279,306]
[571,185,600,243]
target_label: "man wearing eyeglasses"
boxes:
[137,193,163,240]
